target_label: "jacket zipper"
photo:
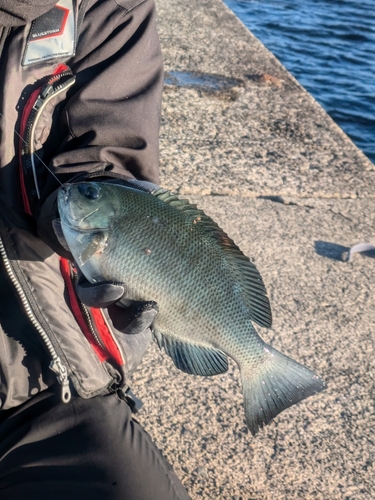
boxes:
[69,263,126,367]
[0,233,71,403]
[70,268,107,352]
[22,72,76,200]
[81,304,107,351]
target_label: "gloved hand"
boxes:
[74,258,158,380]
[76,273,158,335]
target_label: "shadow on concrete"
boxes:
[315,241,375,261]
[314,241,349,261]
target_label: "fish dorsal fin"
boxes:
[153,329,228,376]
[153,190,272,328]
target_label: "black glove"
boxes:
[75,271,158,379]
[76,274,158,335]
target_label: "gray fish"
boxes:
[57,180,326,435]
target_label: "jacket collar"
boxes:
[0,1,58,27]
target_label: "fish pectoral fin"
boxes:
[79,232,108,264]
[241,344,326,436]
[154,330,228,376]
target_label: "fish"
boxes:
[57,180,326,435]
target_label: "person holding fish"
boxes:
[0,0,327,497]
[0,0,192,498]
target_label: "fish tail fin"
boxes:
[241,345,326,436]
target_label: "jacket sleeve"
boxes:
[42,0,163,197]
[37,0,163,253]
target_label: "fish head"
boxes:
[57,182,121,232]
[57,182,124,277]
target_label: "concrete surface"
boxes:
[132,0,375,498]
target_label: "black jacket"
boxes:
[0,0,163,409]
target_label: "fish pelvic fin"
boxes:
[241,345,326,436]
[153,330,228,376]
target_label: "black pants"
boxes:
[0,389,191,500]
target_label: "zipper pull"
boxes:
[50,358,71,403]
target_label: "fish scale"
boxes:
[58,181,326,435]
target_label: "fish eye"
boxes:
[78,183,100,200]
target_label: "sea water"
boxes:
[224,0,375,163]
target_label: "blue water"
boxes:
[224,0,375,163]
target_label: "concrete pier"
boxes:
[132,0,375,498]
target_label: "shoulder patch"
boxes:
[22,0,76,67]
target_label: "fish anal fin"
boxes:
[80,232,108,264]
[155,330,228,376]
[241,345,326,436]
